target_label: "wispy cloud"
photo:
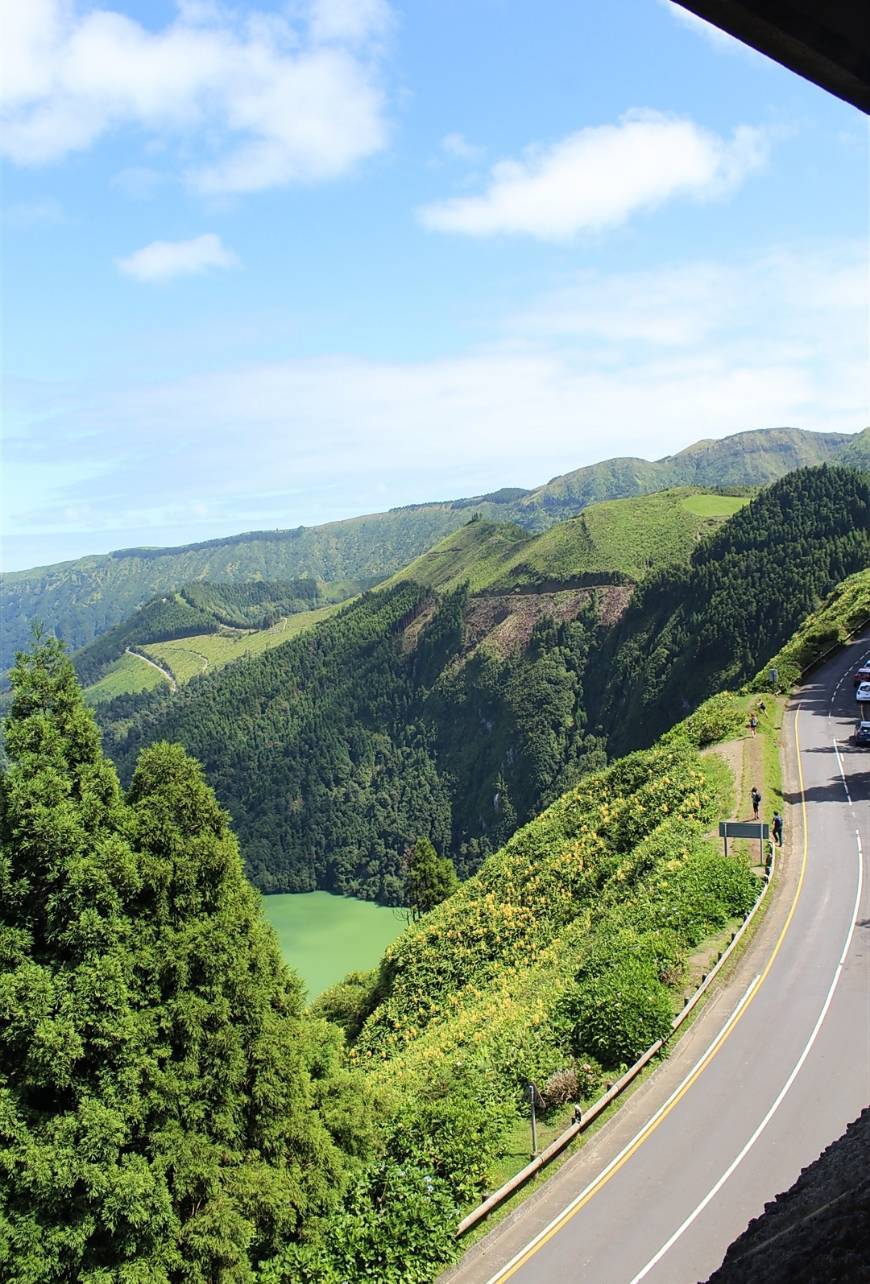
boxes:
[440,132,483,162]
[5,239,864,568]
[116,233,239,282]
[0,0,391,194]
[3,196,65,228]
[419,110,770,241]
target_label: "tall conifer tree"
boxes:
[0,638,373,1282]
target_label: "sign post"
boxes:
[719,821,769,866]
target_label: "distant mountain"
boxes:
[0,426,856,671]
[832,426,869,471]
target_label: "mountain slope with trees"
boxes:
[589,465,870,752]
[103,467,869,903]
[2,426,857,670]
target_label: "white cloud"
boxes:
[419,110,770,241]
[440,132,483,162]
[5,239,865,567]
[116,233,239,282]
[0,0,390,194]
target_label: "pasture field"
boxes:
[680,493,749,518]
[141,603,343,683]
[84,651,166,705]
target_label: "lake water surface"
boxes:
[261,891,406,999]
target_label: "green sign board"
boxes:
[718,821,769,839]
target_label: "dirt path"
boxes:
[126,647,177,692]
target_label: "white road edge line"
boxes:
[833,739,852,804]
[483,977,761,1284]
[626,838,864,1284]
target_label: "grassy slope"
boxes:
[387,489,748,595]
[139,603,342,686]
[3,427,852,667]
[83,651,166,705]
[86,490,740,698]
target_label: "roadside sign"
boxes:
[719,822,769,839]
[719,820,770,864]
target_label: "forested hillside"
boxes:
[102,467,868,902]
[590,466,870,751]
[2,426,856,670]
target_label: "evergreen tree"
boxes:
[0,638,375,1282]
[405,837,458,922]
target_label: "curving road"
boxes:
[448,634,870,1284]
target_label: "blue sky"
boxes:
[2,0,867,571]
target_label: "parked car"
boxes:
[853,721,870,747]
[853,665,870,687]
[856,681,870,703]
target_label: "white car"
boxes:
[856,681,870,703]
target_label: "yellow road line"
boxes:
[489,708,809,1283]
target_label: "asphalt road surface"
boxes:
[448,634,870,1284]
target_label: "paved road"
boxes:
[449,635,869,1284]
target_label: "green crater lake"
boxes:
[261,891,406,1000]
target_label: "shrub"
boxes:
[567,956,674,1066]
[388,1066,517,1202]
[543,1067,580,1108]
[662,692,745,749]
[264,1161,458,1283]
[310,969,380,1043]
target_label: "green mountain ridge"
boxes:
[1,426,857,670]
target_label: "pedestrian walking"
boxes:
[751,786,761,820]
[772,811,783,847]
[749,713,758,738]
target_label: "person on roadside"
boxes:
[749,713,758,738]
[772,811,783,847]
[751,786,761,820]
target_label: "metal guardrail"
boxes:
[456,848,776,1237]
